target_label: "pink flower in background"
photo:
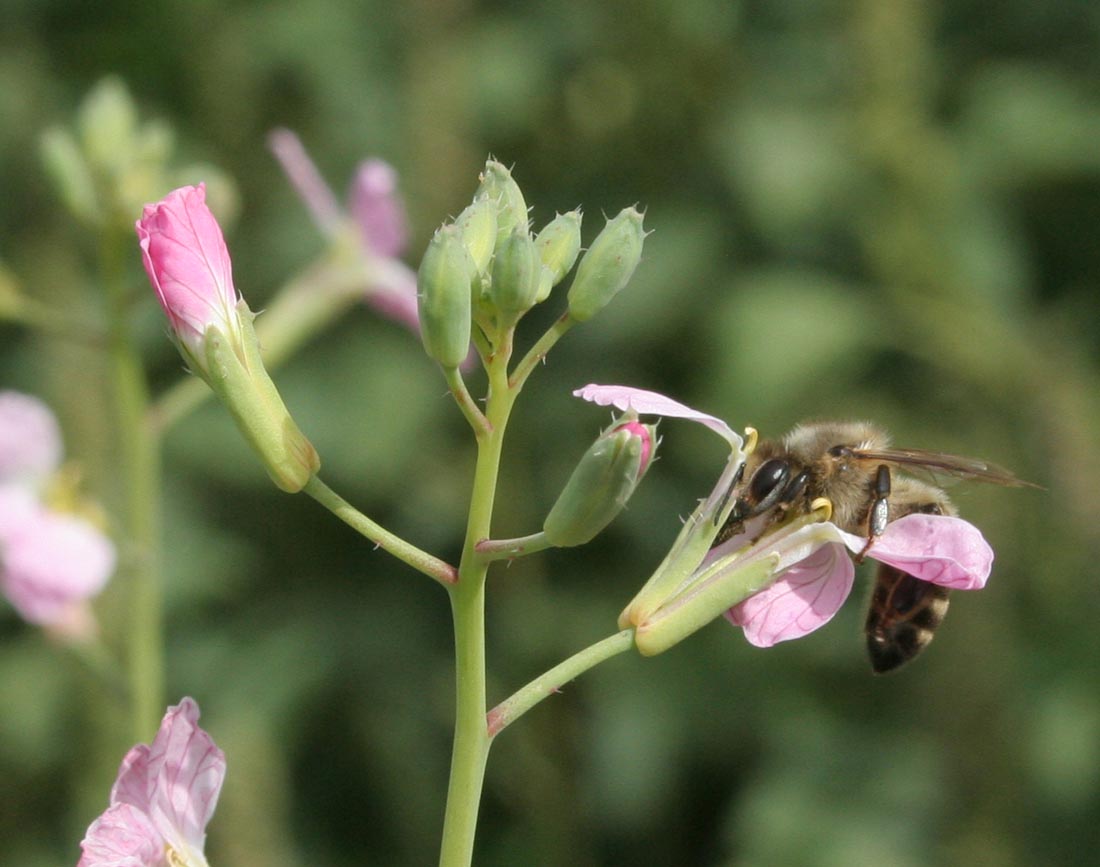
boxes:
[0,391,115,630]
[0,504,115,626]
[136,184,243,363]
[348,159,409,257]
[268,127,419,333]
[0,390,62,486]
[724,513,993,647]
[79,698,226,867]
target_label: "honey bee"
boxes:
[719,421,1034,673]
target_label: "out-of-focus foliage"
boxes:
[2,1,1099,865]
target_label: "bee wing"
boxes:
[849,447,1040,488]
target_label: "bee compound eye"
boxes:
[748,458,791,506]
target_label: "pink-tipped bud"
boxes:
[136,183,242,371]
[543,417,656,547]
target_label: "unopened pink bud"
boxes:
[136,184,242,365]
[614,420,653,473]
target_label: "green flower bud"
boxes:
[534,210,582,297]
[453,195,498,276]
[417,225,473,368]
[490,229,541,318]
[78,76,138,176]
[476,159,528,243]
[204,300,321,493]
[566,207,645,322]
[543,419,655,547]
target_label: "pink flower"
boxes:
[0,391,62,486]
[348,159,409,258]
[576,384,995,655]
[136,184,242,364]
[268,128,419,333]
[78,698,226,867]
[0,392,115,629]
[0,498,115,626]
[724,513,993,647]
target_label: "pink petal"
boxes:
[78,802,163,867]
[0,484,40,543]
[142,698,226,853]
[0,510,115,625]
[573,384,739,445]
[724,543,854,646]
[268,128,343,237]
[136,184,240,351]
[364,259,421,334]
[111,743,155,815]
[0,391,63,485]
[840,513,993,590]
[348,159,409,257]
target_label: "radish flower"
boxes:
[0,391,115,631]
[78,698,225,867]
[268,128,419,332]
[574,385,995,657]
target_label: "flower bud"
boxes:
[137,185,320,492]
[476,160,528,243]
[490,228,541,318]
[566,207,645,322]
[453,195,498,276]
[417,225,474,368]
[534,211,582,299]
[543,419,655,547]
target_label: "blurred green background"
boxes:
[2,0,1099,864]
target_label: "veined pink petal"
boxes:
[0,391,63,485]
[136,184,240,353]
[0,510,115,625]
[78,803,163,867]
[839,513,993,590]
[725,542,854,646]
[141,698,226,854]
[573,384,740,446]
[348,159,409,257]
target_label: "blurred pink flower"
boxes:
[0,390,63,486]
[0,392,115,629]
[268,128,419,332]
[136,184,242,363]
[0,500,115,626]
[79,698,226,867]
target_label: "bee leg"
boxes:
[856,464,891,563]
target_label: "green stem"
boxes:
[487,629,635,738]
[444,366,490,437]
[438,348,516,867]
[103,229,163,738]
[302,476,458,585]
[509,311,576,390]
[474,531,551,561]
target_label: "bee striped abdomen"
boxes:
[865,565,951,674]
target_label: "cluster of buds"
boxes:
[41,76,235,232]
[417,160,646,367]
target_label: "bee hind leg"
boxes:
[856,464,891,563]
